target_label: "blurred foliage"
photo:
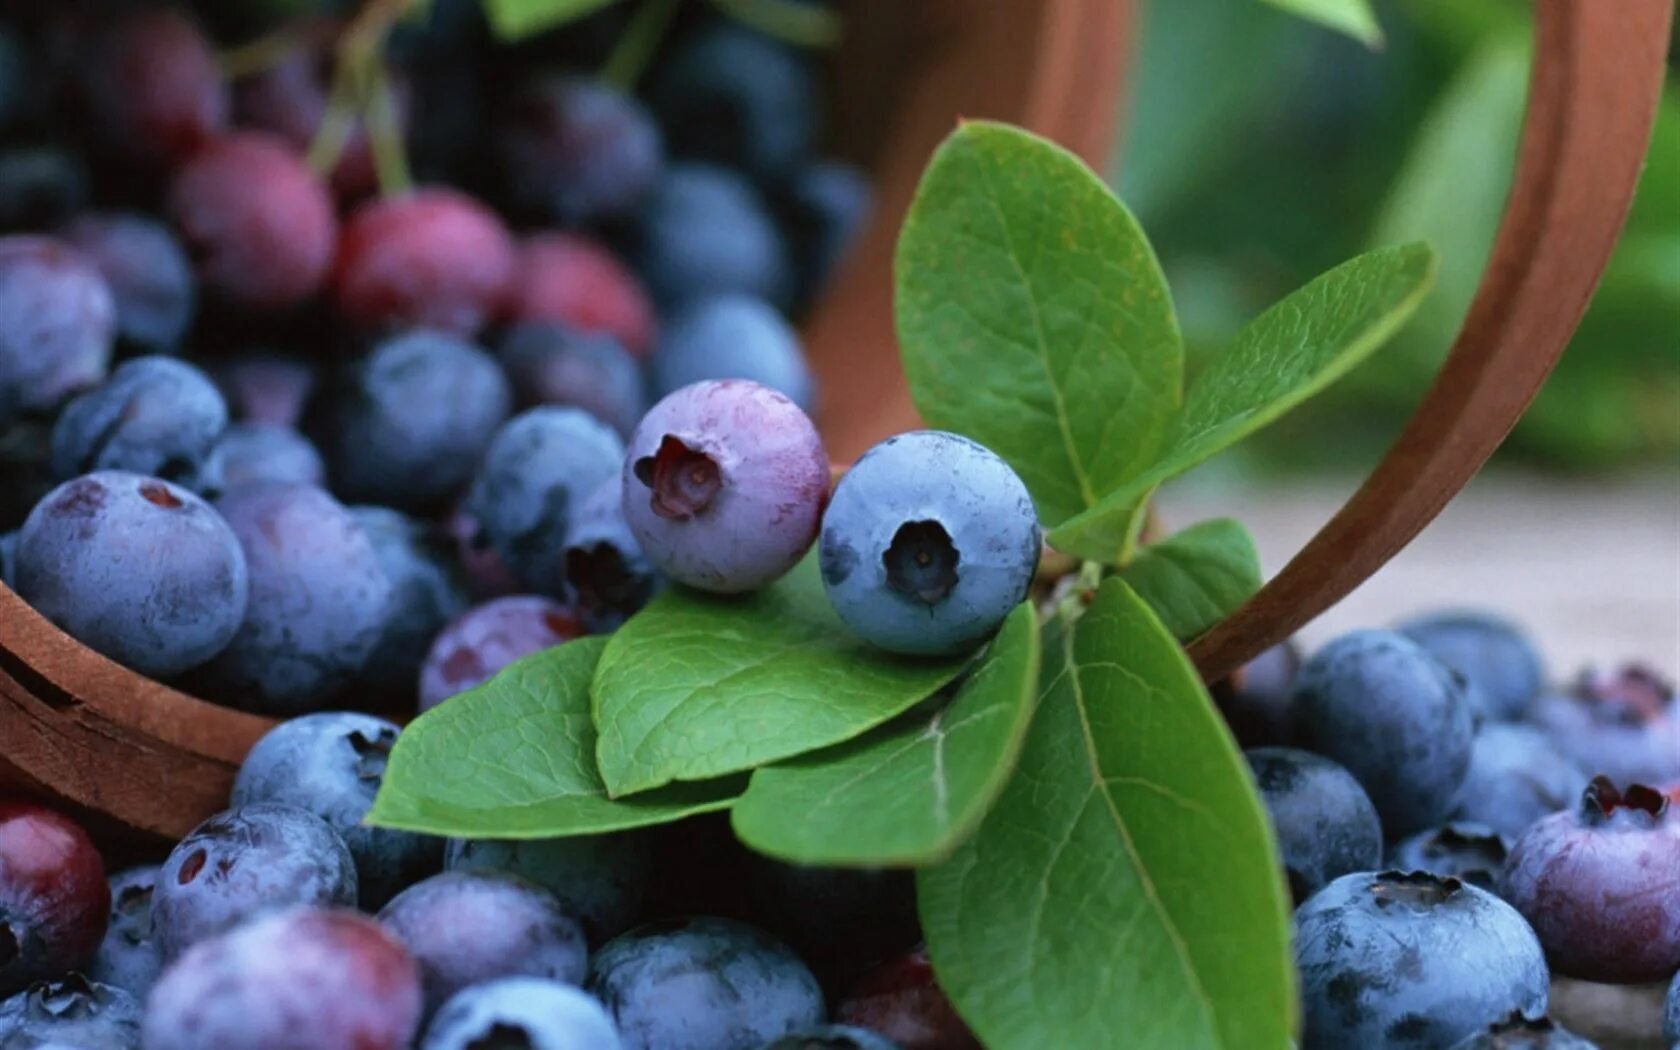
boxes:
[1116,0,1679,471]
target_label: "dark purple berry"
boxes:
[60,212,195,353]
[498,323,645,438]
[1214,640,1302,748]
[0,236,113,425]
[497,76,663,225]
[835,947,980,1050]
[84,7,227,168]
[509,232,657,358]
[446,833,653,945]
[0,801,107,996]
[209,353,317,427]
[418,595,584,712]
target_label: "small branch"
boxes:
[218,23,308,80]
[707,0,841,47]
[305,59,361,177]
[601,0,681,90]
[366,59,412,196]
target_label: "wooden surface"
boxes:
[1186,0,1675,681]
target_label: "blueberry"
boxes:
[208,353,317,427]
[1294,629,1475,837]
[1215,641,1304,748]
[1246,747,1382,902]
[1444,1011,1599,1049]
[499,323,646,438]
[820,431,1040,656]
[0,530,14,589]
[834,947,979,1050]
[0,974,140,1049]
[49,356,227,492]
[167,133,338,311]
[633,164,790,308]
[83,7,227,168]
[1452,724,1586,841]
[448,501,524,601]
[778,161,872,310]
[334,188,517,337]
[1529,664,1680,787]
[0,802,108,996]
[61,213,195,353]
[509,233,658,359]
[153,803,357,961]
[1399,611,1545,722]
[88,866,162,999]
[760,1027,901,1050]
[1665,971,1678,1048]
[1388,822,1510,891]
[588,917,825,1050]
[748,862,920,994]
[204,482,392,714]
[351,506,470,697]
[418,595,584,712]
[233,713,443,909]
[0,146,90,234]
[1295,871,1549,1049]
[210,422,325,489]
[378,870,588,1018]
[497,75,663,225]
[650,23,816,183]
[652,295,813,411]
[0,236,114,425]
[464,407,625,593]
[15,472,247,677]
[142,906,422,1050]
[446,833,653,944]
[624,380,828,594]
[562,476,659,631]
[421,976,624,1050]
[1499,777,1680,983]
[308,329,512,511]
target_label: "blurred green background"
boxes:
[1111,0,1679,474]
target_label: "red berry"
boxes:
[167,133,338,311]
[334,188,516,337]
[85,8,227,167]
[0,800,109,995]
[509,233,657,358]
[836,946,981,1050]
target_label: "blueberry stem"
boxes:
[706,0,842,47]
[217,23,308,80]
[365,59,412,196]
[601,0,682,91]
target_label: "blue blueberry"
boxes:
[208,352,317,427]
[1665,970,1677,1048]
[1295,871,1549,1050]
[588,917,825,1050]
[1246,747,1382,902]
[0,529,14,589]
[422,976,623,1050]
[141,906,422,1050]
[563,476,659,631]
[0,974,140,1050]
[14,472,247,677]
[62,212,195,353]
[351,506,470,698]
[378,870,588,1019]
[153,803,357,961]
[419,595,584,711]
[1445,1013,1598,1049]
[1388,822,1510,891]
[498,323,646,438]
[820,431,1040,656]
[834,946,976,1048]
[633,164,789,308]
[446,833,653,945]
[652,295,813,412]
[497,75,663,225]
[88,866,162,999]
[1399,611,1545,722]
[1217,641,1304,748]
[760,1027,901,1050]
[778,161,871,310]
[0,236,113,425]
[49,356,227,492]
[203,482,393,715]
[233,712,443,909]
[624,380,828,594]
[210,422,325,490]
[1529,665,1680,787]
[309,329,512,512]
[1452,724,1586,841]
[1294,629,1475,837]
[650,23,817,183]
[464,407,626,594]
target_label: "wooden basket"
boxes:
[0,0,1669,844]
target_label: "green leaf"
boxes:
[592,554,968,797]
[1259,0,1383,47]
[918,579,1295,1049]
[730,604,1042,867]
[1049,242,1436,558]
[896,120,1183,531]
[1120,519,1261,642]
[367,637,742,838]
[483,0,619,40]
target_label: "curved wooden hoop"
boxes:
[1188,0,1674,682]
